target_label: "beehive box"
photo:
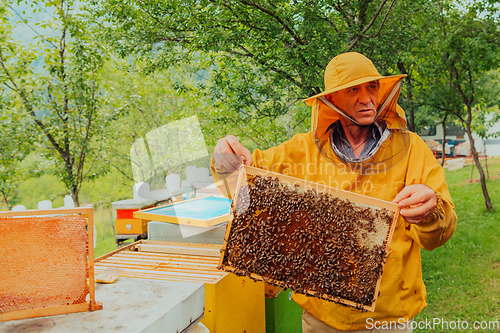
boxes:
[219,166,399,311]
[0,207,102,322]
[94,240,266,332]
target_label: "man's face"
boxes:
[328,81,379,126]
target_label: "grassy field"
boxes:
[92,203,121,258]
[415,157,500,332]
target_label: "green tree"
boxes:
[101,57,218,187]
[0,4,35,210]
[0,93,34,210]
[0,0,114,206]
[90,0,429,148]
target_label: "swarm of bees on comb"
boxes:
[219,174,395,310]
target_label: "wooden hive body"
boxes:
[94,240,266,332]
[219,166,399,311]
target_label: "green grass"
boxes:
[415,157,500,332]
[92,204,121,258]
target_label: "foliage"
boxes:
[89,0,430,148]
[412,0,500,209]
[470,69,500,140]
[100,58,217,187]
[0,0,117,206]
[0,92,34,210]
[0,7,34,210]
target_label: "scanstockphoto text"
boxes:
[366,317,500,331]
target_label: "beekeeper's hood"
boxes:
[304,52,409,175]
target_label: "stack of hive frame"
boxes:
[0,207,102,321]
[219,166,399,311]
[94,240,266,332]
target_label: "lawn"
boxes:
[415,157,500,332]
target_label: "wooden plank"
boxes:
[86,207,98,310]
[96,259,224,274]
[218,169,244,267]
[100,255,217,268]
[136,195,214,213]
[265,284,283,299]
[132,195,230,227]
[94,241,140,262]
[137,214,211,227]
[138,244,221,257]
[95,267,125,284]
[113,250,221,261]
[94,268,224,282]
[94,265,224,280]
[94,270,220,284]
[99,257,220,269]
[143,240,223,250]
[241,165,399,211]
[94,241,227,284]
[135,213,224,227]
[94,263,224,277]
[98,248,221,263]
[0,302,91,322]
[0,207,93,218]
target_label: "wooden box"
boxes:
[219,166,399,312]
[94,240,265,332]
[115,218,148,234]
[133,196,231,228]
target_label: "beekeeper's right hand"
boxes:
[213,135,253,173]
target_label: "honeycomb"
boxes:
[220,174,397,310]
[0,215,89,314]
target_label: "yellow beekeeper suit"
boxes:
[212,52,456,330]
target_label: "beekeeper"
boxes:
[212,52,456,332]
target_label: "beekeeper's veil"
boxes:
[304,52,409,175]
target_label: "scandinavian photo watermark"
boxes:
[366,317,500,330]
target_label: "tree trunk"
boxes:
[397,61,415,132]
[406,75,415,133]
[465,116,492,210]
[484,142,489,178]
[470,161,474,182]
[100,202,105,240]
[441,116,447,167]
[1,191,11,210]
[72,187,80,207]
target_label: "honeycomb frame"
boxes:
[0,207,102,322]
[219,166,399,312]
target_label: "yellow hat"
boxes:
[304,52,406,105]
[308,52,410,175]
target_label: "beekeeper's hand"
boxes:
[392,184,437,224]
[213,135,253,173]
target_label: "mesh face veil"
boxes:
[305,53,410,175]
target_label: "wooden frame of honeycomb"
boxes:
[0,207,102,322]
[219,166,399,312]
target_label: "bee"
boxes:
[222,174,394,310]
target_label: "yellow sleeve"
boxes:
[210,133,312,191]
[404,134,457,251]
